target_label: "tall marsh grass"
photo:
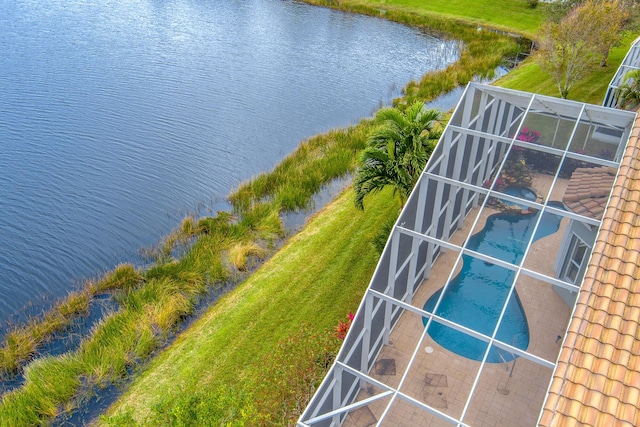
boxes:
[228,242,268,272]
[228,124,371,213]
[0,290,90,374]
[0,265,141,377]
[0,227,213,425]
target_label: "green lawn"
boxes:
[351,0,545,37]
[496,32,639,104]
[101,188,400,424]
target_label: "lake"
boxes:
[0,0,458,327]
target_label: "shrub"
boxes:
[334,312,355,340]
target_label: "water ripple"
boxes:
[0,0,459,327]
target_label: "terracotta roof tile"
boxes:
[619,335,638,354]
[622,387,640,406]
[591,357,610,377]
[618,403,640,425]
[619,210,638,226]
[610,233,631,247]
[562,166,617,220]
[600,331,620,348]
[614,283,632,302]
[588,373,609,390]
[576,350,596,370]
[540,113,640,426]
[580,409,598,426]
[583,321,604,338]
[540,410,554,425]
[610,300,627,318]
[608,362,629,383]
[570,383,588,402]
[604,394,622,414]
[559,398,585,417]
[540,410,553,425]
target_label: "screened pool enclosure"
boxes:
[298,83,637,427]
[603,36,640,108]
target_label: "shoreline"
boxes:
[0,3,523,424]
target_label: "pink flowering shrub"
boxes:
[334,312,355,340]
[516,126,541,143]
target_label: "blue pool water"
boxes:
[500,186,536,209]
[423,201,564,362]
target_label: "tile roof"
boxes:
[563,166,617,220]
[540,114,640,426]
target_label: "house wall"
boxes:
[553,219,598,306]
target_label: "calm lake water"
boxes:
[0,0,458,327]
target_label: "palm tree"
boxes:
[354,101,442,210]
[616,69,640,110]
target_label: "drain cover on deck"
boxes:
[425,373,448,387]
[374,358,396,375]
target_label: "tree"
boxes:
[617,69,640,110]
[545,0,630,41]
[354,102,442,210]
[584,0,629,66]
[536,0,628,98]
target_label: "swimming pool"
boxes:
[423,201,564,363]
[500,186,537,209]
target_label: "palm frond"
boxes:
[617,69,640,110]
[354,101,443,210]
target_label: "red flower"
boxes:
[516,127,540,143]
[334,312,354,340]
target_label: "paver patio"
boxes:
[343,173,573,426]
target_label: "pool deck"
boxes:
[344,174,573,427]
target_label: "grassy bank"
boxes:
[0,120,372,425]
[101,187,400,425]
[0,124,373,380]
[497,31,639,104]
[310,0,545,37]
